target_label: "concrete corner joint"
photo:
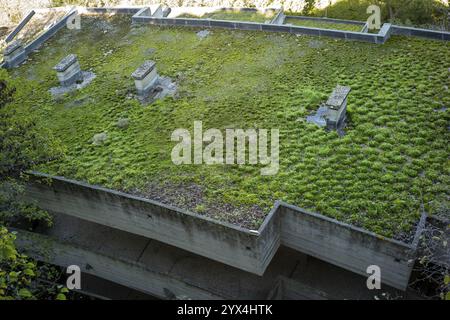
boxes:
[131,60,159,97]
[53,54,83,87]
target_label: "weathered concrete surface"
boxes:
[14,214,412,299]
[270,10,285,25]
[24,172,279,276]
[2,41,27,68]
[15,229,222,299]
[14,214,296,299]
[24,10,78,55]
[132,11,383,44]
[285,15,365,26]
[5,10,36,43]
[24,172,419,291]
[279,202,419,291]
[267,276,329,300]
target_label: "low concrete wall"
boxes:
[24,9,77,54]
[24,172,278,276]
[5,10,36,43]
[24,172,419,290]
[391,25,450,41]
[279,202,421,290]
[82,7,141,15]
[132,14,383,44]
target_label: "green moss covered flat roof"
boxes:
[5,15,450,238]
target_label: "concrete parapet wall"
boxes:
[391,25,450,41]
[14,228,223,299]
[5,10,36,43]
[24,9,78,54]
[132,13,382,44]
[81,7,142,15]
[24,172,419,290]
[24,172,278,276]
[279,202,421,290]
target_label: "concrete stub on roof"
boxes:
[131,60,177,104]
[3,41,27,68]
[53,54,83,87]
[49,54,96,96]
[306,85,351,135]
[324,85,351,131]
[131,60,158,96]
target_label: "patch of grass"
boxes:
[285,18,363,32]
[5,15,450,237]
[179,9,275,22]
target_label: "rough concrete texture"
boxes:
[24,172,278,276]
[279,202,419,291]
[14,214,416,300]
[132,10,391,44]
[24,172,419,290]
[5,10,36,43]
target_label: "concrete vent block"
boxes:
[3,41,27,68]
[53,54,83,87]
[131,60,159,97]
[325,85,351,131]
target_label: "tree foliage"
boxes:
[0,69,64,226]
[0,70,68,300]
[0,227,70,300]
[313,0,449,30]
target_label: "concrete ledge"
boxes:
[279,202,422,290]
[13,214,412,299]
[24,10,78,55]
[24,172,278,276]
[24,172,420,290]
[82,7,141,15]
[14,228,223,299]
[131,11,385,44]
[5,10,36,43]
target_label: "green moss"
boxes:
[178,9,275,22]
[4,15,450,237]
[284,18,363,32]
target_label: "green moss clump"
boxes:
[284,18,363,32]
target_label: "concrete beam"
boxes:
[13,214,409,299]
[24,172,419,290]
[24,172,279,276]
[5,10,36,43]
